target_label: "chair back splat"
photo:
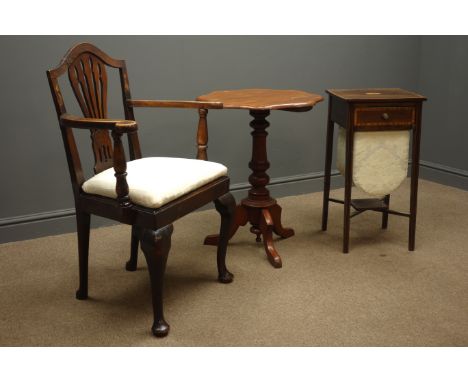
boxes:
[47,42,142,185]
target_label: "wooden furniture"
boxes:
[47,43,236,337]
[321,88,427,253]
[197,89,323,268]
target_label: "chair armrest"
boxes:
[127,99,223,109]
[59,113,138,133]
[127,99,221,161]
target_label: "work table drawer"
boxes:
[353,106,415,128]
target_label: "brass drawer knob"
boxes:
[381,112,390,120]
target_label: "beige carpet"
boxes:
[1,179,467,346]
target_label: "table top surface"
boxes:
[326,88,426,102]
[196,89,324,110]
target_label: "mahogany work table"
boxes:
[197,89,323,268]
[321,88,427,253]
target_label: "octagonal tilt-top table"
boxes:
[198,89,323,268]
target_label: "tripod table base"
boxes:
[204,200,294,268]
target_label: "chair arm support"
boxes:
[60,113,138,133]
[111,130,132,208]
[127,99,223,109]
[197,109,209,160]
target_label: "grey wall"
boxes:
[1,35,456,243]
[417,36,468,189]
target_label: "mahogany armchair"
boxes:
[46,43,235,337]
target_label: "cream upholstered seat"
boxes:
[82,157,228,208]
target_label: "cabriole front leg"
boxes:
[214,193,236,283]
[140,225,173,337]
[203,204,248,246]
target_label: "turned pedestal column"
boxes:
[198,89,323,268]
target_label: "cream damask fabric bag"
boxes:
[336,126,409,197]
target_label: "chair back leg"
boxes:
[139,224,173,337]
[75,210,91,300]
[126,225,139,271]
